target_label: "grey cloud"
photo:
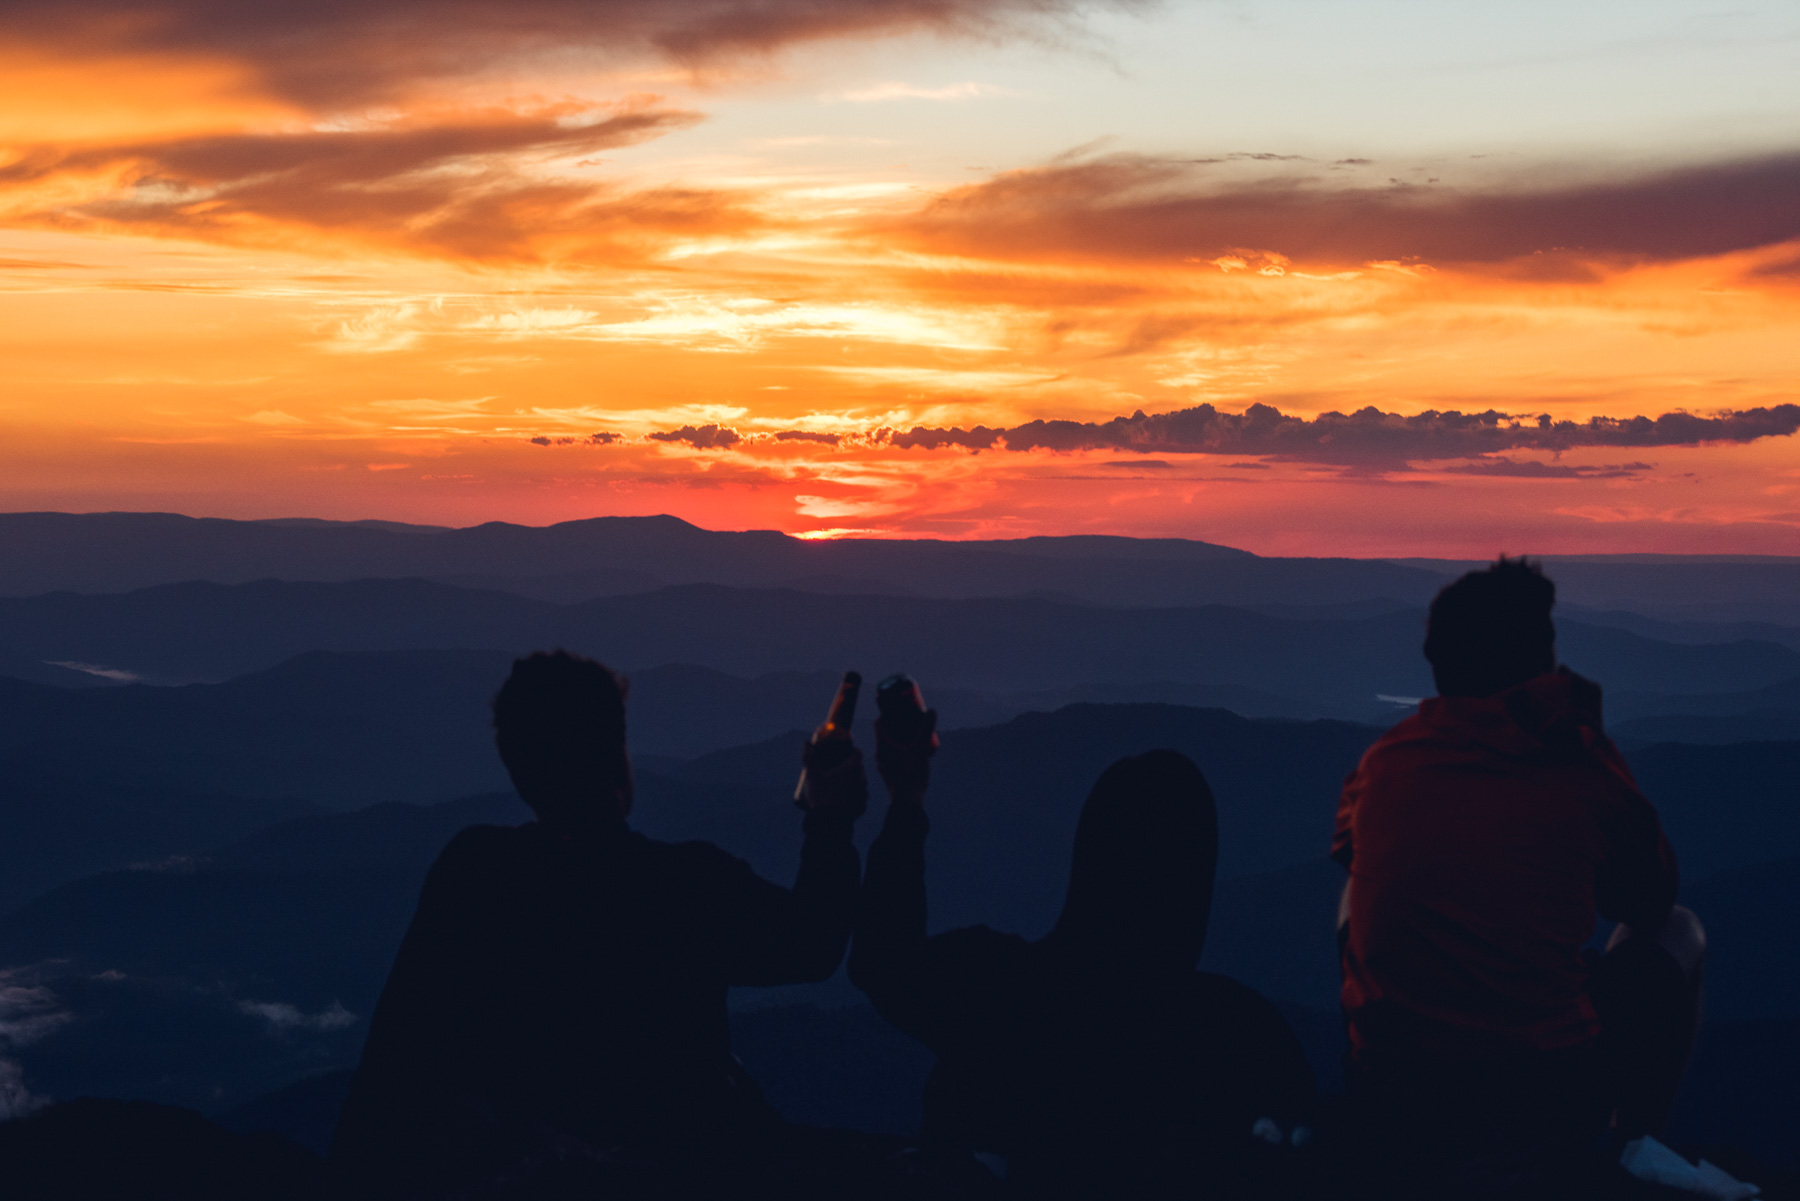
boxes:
[884,402,1800,467]
[1434,459,1655,479]
[774,430,842,445]
[530,432,623,445]
[887,425,1002,451]
[648,423,742,449]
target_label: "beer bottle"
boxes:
[794,670,862,807]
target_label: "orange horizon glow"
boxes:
[2,3,1797,557]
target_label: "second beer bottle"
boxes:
[794,670,862,807]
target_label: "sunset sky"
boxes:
[2,0,1797,555]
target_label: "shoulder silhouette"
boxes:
[854,746,1315,1200]
[331,651,864,1199]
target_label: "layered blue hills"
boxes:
[0,515,1795,1175]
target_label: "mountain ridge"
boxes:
[5,580,1798,716]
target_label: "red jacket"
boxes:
[1334,670,1677,1061]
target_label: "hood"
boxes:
[1418,667,1608,761]
[1051,749,1218,971]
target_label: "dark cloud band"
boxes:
[546,403,1799,470]
[892,152,1800,266]
[647,424,742,449]
[6,0,1128,104]
[883,402,1800,467]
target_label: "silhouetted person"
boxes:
[1334,558,1701,1197]
[852,737,1315,1200]
[330,651,867,1200]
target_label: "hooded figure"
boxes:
[851,749,1314,1200]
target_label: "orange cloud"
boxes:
[0,101,770,263]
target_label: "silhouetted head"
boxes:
[1424,556,1557,698]
[493,650,632,827]
[1052,750,1218,971]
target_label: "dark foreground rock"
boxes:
[0,1098,323,1201]
[3,1092,1798,1201]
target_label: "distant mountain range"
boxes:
[1,629,1794,914]
[3,579,1796,717]
[0,650,1333,819]
[1611,675,1800,745]
[1396,555,1800,625]
[0,754,314,915]
[0,512,1434,611]
[4,511,1797,624]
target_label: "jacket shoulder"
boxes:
[430,822,531,875]
[1350,713,1436,774]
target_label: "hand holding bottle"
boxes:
[795,671,869,819]
[875,673,938,806]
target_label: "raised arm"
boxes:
[849,796,929,1000]
[721,742,866,986]
[849,693,983,1047]
[849,684,936,1008]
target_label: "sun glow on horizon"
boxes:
[1,1,1797,555]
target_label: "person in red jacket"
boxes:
[1334,557,1702,1196]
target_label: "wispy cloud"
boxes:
[0,973,69,1120]
[43,660,142,681]
[238,999,357,1032]
[1431,458,1655,479]
[0,102,735,264]
[832,81,1018,103]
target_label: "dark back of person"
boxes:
[853,750,1314,1200]
[331,652,861,1199]
[1334,558,1689,1196]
